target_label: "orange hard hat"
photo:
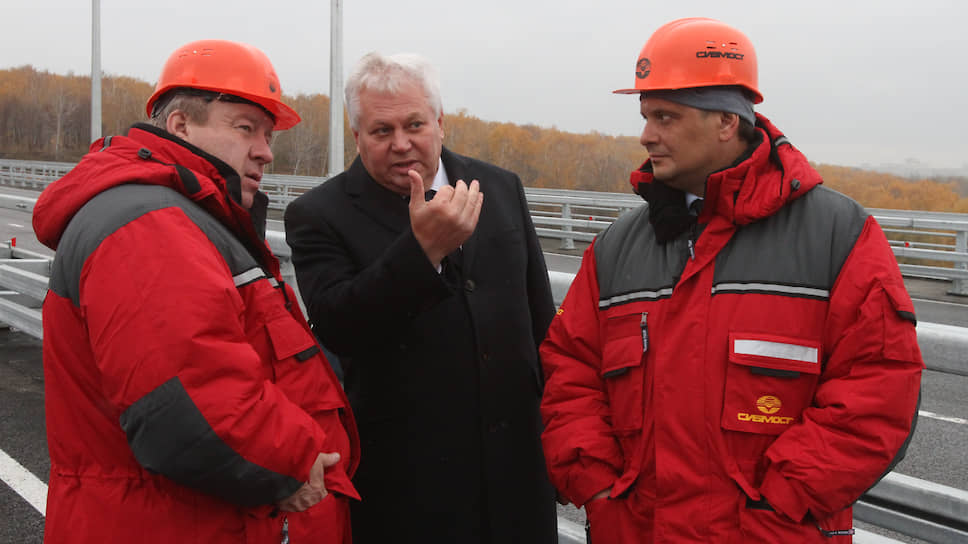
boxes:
[614,18,762,104]
[146,39,301,130]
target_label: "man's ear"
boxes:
[718,112,740,142]
[166,110,190,139]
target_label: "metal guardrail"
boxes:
[1,232,966,541]
[0,194,36,214]
[4,159,966,295]
[0,244,49,340]
[0,159,72,189]
[856,473,968,543]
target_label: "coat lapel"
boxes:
[342,150,483,270]
[344,156,411,234]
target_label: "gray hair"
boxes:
[148,89,275,129]
[148,92,212,129]
[344,52,443,131]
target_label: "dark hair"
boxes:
[738,117,756,143]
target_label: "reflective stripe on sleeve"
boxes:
[233,268,265,287]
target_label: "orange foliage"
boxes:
[445,110,643,192]
[1,66,966,214]
[815,164,968,212]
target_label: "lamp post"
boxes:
[90,0,102,142]
[327,0,344,176]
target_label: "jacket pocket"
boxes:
[265,316,319,362]
[265,315,344,412]
[739,498,817,542]
[721,332,821,435]
[601,311,647,433]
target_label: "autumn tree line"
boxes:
[3,66,967,213]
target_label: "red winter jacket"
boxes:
[540,115,923,543]
[33,124,359,543]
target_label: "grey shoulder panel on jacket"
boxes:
[712,185,869,296]
[49,184,259,306]
[594,203,687,307]
[592,186,869,308]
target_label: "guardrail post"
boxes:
[560,203,575,250]
[950,230,968,296]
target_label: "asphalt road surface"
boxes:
[1,187,966,542]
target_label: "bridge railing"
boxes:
[0,159,73,189]
[0,243,48,340]
[2,235,966,543]
[4,159,966,294]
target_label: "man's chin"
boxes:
[375,175,413,195]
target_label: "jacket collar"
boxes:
[34,123,269,257]
[629,113,822,230]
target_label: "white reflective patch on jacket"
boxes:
[733,339,819,364]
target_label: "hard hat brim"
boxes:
[146,84,302,130]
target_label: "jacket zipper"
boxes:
[640,312,649,353]
[687,219,700,261]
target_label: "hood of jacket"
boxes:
[33,123,270,253]
[629,113,822,229]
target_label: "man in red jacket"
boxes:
[33,40,358,543]
[539,18,923,543]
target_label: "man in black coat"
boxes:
[284,52,558,543]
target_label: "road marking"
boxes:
[0,448,46,515]
[0,410,960,526]
[919,410,968,425]
[912,297,968,309]
[7,223,24,228]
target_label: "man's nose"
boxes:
[640,122,656,147]
[252,137,274,164]
[390,130,411,152]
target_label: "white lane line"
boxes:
[0,448,46,515]
[7,223,25,228]
[919,410,968,425]
[0,411,959,524]
[912,297,968,309]
[854,528,904,543]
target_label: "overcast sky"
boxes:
[2,0,966,169]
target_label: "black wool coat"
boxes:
[284,148,558,544]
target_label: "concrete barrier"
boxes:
[916,322,968,376]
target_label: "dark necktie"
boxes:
[689,198,704,217]
[424,189,436,202]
